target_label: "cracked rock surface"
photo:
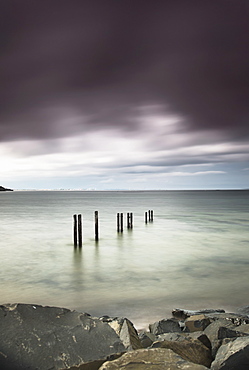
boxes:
[0,303,125,370]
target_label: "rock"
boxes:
[188,332,212,350]
[172,308,225,320]
[149,318,182,335]
[184,315,211,332]
[151,337,212,368]
[62,354,122,370]
[211,336,249,369]
[204,319,237,357]
[157,332,188,342]
[99,348,209,369]
[139,331,156,348]
[100,316,142,350]
[218,326,249,340]
[157,331,212,351]
[0,303,125,370]
[204,319,239,342]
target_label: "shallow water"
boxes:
[1,190,249,328]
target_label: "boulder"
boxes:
[218,326,249,340]
[156,331,211,351]
[0,304,125,370]
[99,348,209,369]
[211,336,249,369]
[184,315,211,332]
[204,319,237,342]
[149,318,182,335]
[100,316,142,350]
[157,332,188,342]
[188,332,212,350]
[151,337,212,368]
[139,331,156,348]
[61,354,122,370]
[172,308,225,320]
[204,319,238,357]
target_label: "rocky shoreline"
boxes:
[1,304,249,369]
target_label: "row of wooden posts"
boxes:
[73,210,154,247]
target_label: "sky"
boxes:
[1,0,249,190]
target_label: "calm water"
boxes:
[1,190,249,328]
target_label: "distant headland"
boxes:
[0,186,13,191]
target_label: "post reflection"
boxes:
[72,247,84,290]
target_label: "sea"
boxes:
[1,190,249,329]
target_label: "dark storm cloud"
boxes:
[1,0,249,141]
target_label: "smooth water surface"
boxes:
[1,190,249,328]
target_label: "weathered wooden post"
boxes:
[127,213,133,229]
[121,212,123,232]
[78,214,82,247]
[148,210,151,222]
[151,210,154,222]
[117,213,120,232]
[95,211,99,241]
[73,214,77,247]
[145,211,148,224]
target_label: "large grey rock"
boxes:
[149,318,182,335]
[211,336,249,369]
[188,332,212,350]
[100,316,142,350]
[157,332,188,342]
[172,308,225,320]
[204,319,237,342]
[62,354,122,370]
[139,331,156,348]
[157,331,211,351]
[184,315,211,332]
[218,326,249,340]
[204,319,239,357]
[0,303,125,370]
[151,337,212,368]
[99,348,209,369]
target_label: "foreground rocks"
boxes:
[0,304,125,370]
[1,304,249,369]
[99,348,208,369]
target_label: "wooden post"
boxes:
[78,214,82,247]
[117,213,120,232]
[148,210,151,222]
[145,211,148,224]
[127,213,133,229]
[128,213,131,229]
[121,213,123,232]
[151,210,154,221]
[73,214,77,247]
[95,211,99,241]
